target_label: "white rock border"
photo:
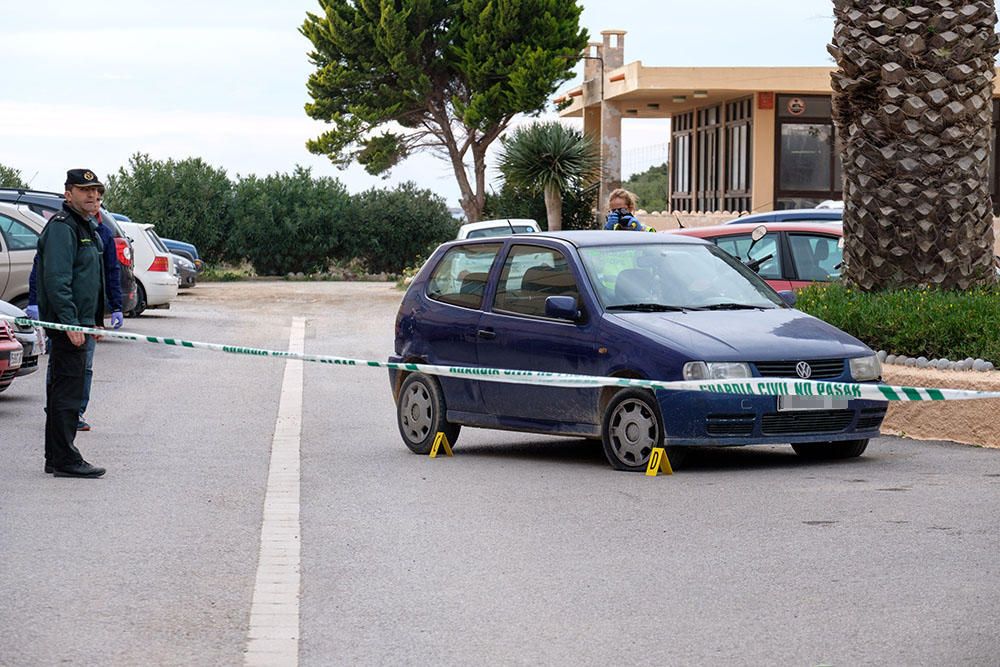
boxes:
[878,350,995,372]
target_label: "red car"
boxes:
[665,221,843,291]
[0,320,24,393]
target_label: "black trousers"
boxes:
[45,332,87,467]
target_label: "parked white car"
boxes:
[117,220,178,316]
[456,218,540,239]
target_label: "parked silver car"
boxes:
[0,201,45,308]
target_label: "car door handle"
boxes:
[477,328,496,340]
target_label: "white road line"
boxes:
[244,317,305,666]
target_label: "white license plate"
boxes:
[777,395,848,411]
[8,349,22,368]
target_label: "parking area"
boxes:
[2,282,1000,665]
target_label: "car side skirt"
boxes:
[447,410,601,439]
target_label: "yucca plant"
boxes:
[828,0,1000,290]
[497,121,600,231]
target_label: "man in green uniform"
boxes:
[36,169,107,478]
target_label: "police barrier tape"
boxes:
[4,314,1000,403]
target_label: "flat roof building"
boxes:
[558,31,1000,216]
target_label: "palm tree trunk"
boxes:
[829,0,999,290]
[544,183,563,231]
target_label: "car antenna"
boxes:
[673,212,685,229]
[506,218,517,234]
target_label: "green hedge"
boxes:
[105,155,456,277]
[352,182,459,274]
[795,283,1000,364]
[230,168,354,276]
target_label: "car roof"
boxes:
[666,221,843,237]
[724,208,842,223]
[452,229,710,248]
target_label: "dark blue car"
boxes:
[389,231,885,471]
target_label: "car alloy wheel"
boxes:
[396,373,460,454]
[601,389,665,471]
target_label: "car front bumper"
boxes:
[657,390,886,446]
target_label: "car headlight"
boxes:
[849,355,882,381]
[683,361,752,381]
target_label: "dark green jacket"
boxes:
[37,204,106,327]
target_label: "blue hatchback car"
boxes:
[389,231,885,471]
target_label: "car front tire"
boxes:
[601,389,684,471]
[396,373,460,455]
[792,438,869,460]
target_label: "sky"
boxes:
[2,1,839,209]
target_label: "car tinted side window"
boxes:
[0,214,39,250]
[426,243,502,309]
[494,245,579,318]
[713,234,782,279]
[788,234,841,281]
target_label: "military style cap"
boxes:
[65,168,104,189]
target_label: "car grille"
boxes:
[754,359,845,379]
[705,413,755,437]
[20,355,38,370]
[1,369,16,382]
[0,323,15,342]
[761,410,854,435]
[857,407,887,431]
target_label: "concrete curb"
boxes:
[881,366,1000,449]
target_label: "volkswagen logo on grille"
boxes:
[795,361,813,379]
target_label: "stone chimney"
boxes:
[601,30,626,69]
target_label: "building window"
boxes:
[670,111,694,212]
[670,99,754,213]
[774,95,842,209]
[696,105,722,211]
[725,97,753,212]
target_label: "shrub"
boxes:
[352,182,458,275]
[104,153,235,261]
[795,283,1000,364]
[230,167,354,276]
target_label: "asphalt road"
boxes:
[1,282,999,666]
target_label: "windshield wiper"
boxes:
[607,303,689,312]
[699,303,771,310]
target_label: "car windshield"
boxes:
[579,242,784,311]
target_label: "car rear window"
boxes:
[466,225,537,239]
[426,243,502,309]
[145,228,171,254]
[0,213,39,250]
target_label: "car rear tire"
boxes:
[130,282,147,317]
[601,389,684,471]
[792,438,869,460]
[396,373,460,455]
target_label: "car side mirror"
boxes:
[545,295,580,321]
[777,290,797,307]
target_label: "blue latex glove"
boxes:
[25,304,39,320]
[111,311,124,329]
[604,210,622,230]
